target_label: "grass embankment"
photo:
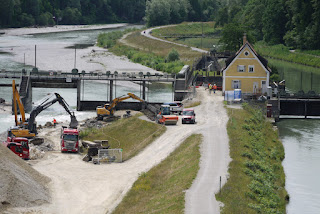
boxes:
[112,134,202,214]
[254,41,320,69]
[80,114,166,161]
[97,29,202,74]
[152,22,221,50]
[216,104,288,213]
[184,101,201,108]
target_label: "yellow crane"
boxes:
[96,93,144,120]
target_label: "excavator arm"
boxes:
[12,80,26,126]
[106,93,145,113]
[97,93,144,119]
[28,93,78,134]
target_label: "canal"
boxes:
[269,58,320,213]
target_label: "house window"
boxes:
[237,65,245,72]
[248,65,254,73]
[244,51,249,56]
[232,80,241,89]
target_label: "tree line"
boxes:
[0,0,146,27]
[1,0,319,51]
[216,0,320,50]
[0,0,218,28]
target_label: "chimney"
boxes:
[243,33,247,45]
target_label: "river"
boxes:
[0,25,172,134]
[269,59,320,213]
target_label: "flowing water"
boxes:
[0,25,172,134]
[269,59,320,213]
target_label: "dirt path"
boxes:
[185,89,231,214]
[6,87,229,214]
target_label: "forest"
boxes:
[1,0,319,50]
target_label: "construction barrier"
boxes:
[97,149,122,164]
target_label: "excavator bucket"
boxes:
[69,115,78,128]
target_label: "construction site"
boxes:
[0,72,220,213]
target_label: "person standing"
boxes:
[53,118,57,128]
[213,84,217,94]
[209,84,212,94]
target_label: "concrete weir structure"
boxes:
[1,68,195,112]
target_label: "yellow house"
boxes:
[222,37,271,95]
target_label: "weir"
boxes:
[0,68,195,112]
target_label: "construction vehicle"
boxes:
[60,126,80,153]
[9,80,78,144]
[96,93,144,120]
[156,105,179,125]
[2,137,29,160]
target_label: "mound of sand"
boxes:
[0,144,51,212]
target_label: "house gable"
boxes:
[222,42,271,93]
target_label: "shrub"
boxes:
[167,48,180,62]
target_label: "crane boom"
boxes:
[12,80,26,126]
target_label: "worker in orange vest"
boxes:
[213,84,217,94]
[53,118,57,128]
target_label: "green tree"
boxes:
[220,23,245,51]
[145,0,170,26]
[62,7,81,24]
[262,0,287,44]
[0,0,14,27]
[188,0,201,21]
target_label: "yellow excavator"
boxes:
[10,80,36,139]
[9,80,78,144]
[96,93,144,120]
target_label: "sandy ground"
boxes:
[1,24,128,36]
[5,88,230,214]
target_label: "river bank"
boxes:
[1,24,128,36]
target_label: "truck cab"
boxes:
[2,141,23,158]
[4,137,29,160]
[61,127,79,153]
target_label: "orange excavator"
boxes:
[96,93,145,120]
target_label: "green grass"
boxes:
[216,104,288,213]
[112,134,202,214]
[254,41,320,69]
[120,31,202,65]
[97,28,137,48]
[80,114,166,161]
[152,22,222,50]
[152,22,219,37]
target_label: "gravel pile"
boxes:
[0,144,51,212]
